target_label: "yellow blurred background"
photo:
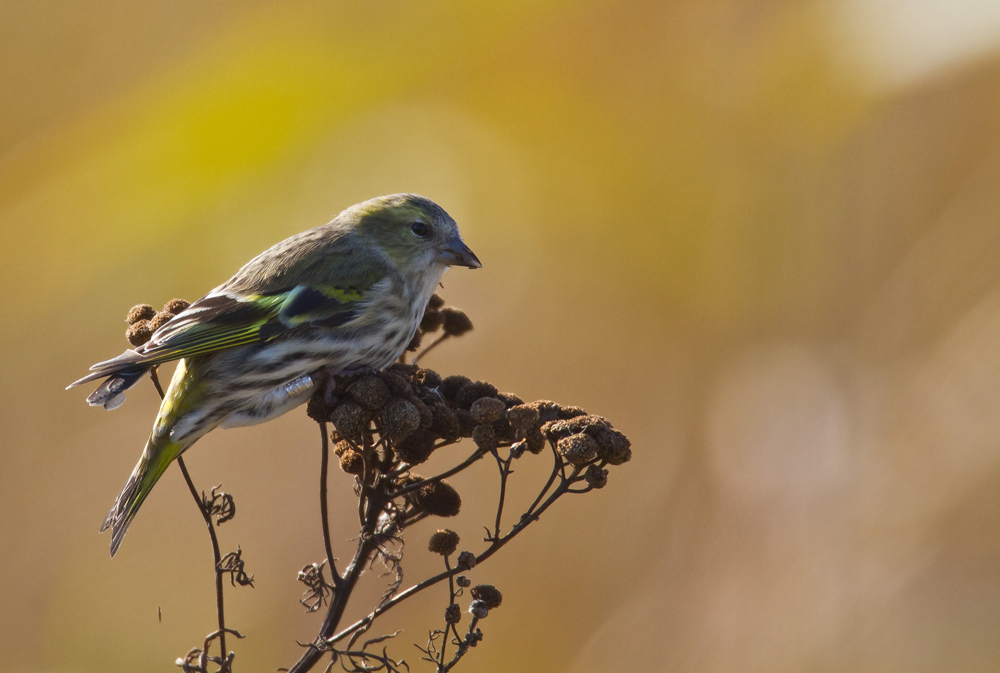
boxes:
[4,0,1000,670]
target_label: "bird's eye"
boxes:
[410,222,430,238]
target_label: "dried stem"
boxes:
[289,434,389,673]
[116,298,631,673]
[390,446,486,500]
[149,366,165,398]
[438,615,481,672]
[151,367,231,669]
[489,449,512,540]
[327,455,579,648]
[176,458,229,662]
[412,334,449,364]
[318,422,343,589]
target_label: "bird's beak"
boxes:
[437,236,482,269]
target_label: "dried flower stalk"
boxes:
[115,295,631,672]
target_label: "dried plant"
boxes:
[118,295,631,672]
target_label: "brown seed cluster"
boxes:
[428,529,460,556]
[456,551,477,571]
[542,414,632,465]
[414,480,462,517]
[302,296,631,538]
[557,433,599,467]
[308,362,630,514]
[124,298,191,347]
[418,294,474,339]
[469,584,502,609]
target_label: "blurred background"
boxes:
[4,0,1000,670]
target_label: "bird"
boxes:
[68,193,481,557]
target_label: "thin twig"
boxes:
[439,615,480,672]
[151,367,230,665]
[490,449,511,540]
[177,456,229,662]
[413,334,450,364]
[390,447,489,499]
[524,444,563,519]
[438,556,456,668]
[289,451,387,673]
[149,366,165,398]
[318,423,343,588]
[329,473,576,646]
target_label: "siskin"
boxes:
[68,194,481,556]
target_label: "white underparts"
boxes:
[217,373,316,429]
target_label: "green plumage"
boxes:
[69,194,481,556]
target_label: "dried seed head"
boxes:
[585,464,609,489]
[439,375,472,402]
[455,410,477,438]
[470,584,503,609]
[445,603,462,624]
[378,397,421,441]
[306,390,337,423]
[469,600,489,619]
[415,480,462,517]
[526,400,563,423]
[510,440,528,459]
[388,362,419,378]
[405,331,422,352]
[428,293,446,311]
[428,529,460,556]
[557,433,599,467]
[525,426,546,454]
[472,424,497,452]
[394,429,437,465]
[330,401,369,438]
[542,415,613,442]
[125,320,153,347]
[456,575,471,588]
[333,439,355,456]
[455,381,499,409]
[441,307,474,337]
[410,395,434,429]
[126,304,156,324]
[558,405,588,419]
[493,416,516,443]
[339,449,364,474]
[149,311,174,333]
[414,368,442,389]
[506,405,540,431]
[456,551,477,571]
[347,376,391,411]
[379,372,413,396]
[431,405,461,441]
[470,397,506,424]
[595,428,632,465]
[163,298,190,315]
[496,392,524,408]
[420,310,444,333]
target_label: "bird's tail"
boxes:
[102,433,187,557]
[66,349,155,410]
[84,369,151,410]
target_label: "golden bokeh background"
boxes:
[4,1,1000,670]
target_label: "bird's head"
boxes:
[347,194,481,272]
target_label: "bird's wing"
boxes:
[139,282,375,363]
[70,245,389,386]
